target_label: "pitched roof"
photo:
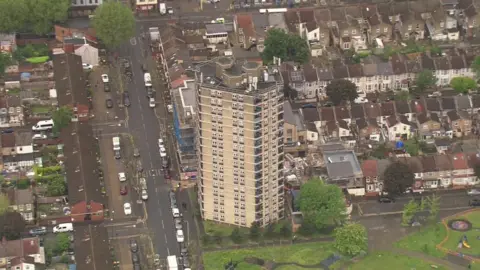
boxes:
[320,107,335,122]
[348,64,364,78]
[450,55,467,69]
[302,107,320,122]
[425,98,441,111]
[332,66,349,79]
[364,103,381,118]
[410,99,426,114]
[350,104,365,119]
[441,97,456,111]
[456,95,472,110]
[303,64,318,82]
[417,113,429,124]
[395,100,411,114]
[335,106,351,120]
[433,57,451,70]
[0,237,40,258]
[434,155,454,171]
[447,110,460,121]
[380,102,396,116]
[391,54,407,74]
[386,115,398,126]
[362,159,378,177]
[338,120,349,130]
[452,153,469,169]
[420,156,438,172]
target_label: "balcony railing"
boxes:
[255,148,262,155]
[255,156,262,163]
[255,172,263,180]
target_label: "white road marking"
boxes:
[162,220,165,229]
[164,234,168,243]
[167,247,170,255]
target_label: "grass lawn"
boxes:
[31,105,52,114]
[204,220,249,237]
[347,252,447,270]
[5,88,21,96]
[203,242,337,270]
[395,223,447,258]
[442,210,480,256]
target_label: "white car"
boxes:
[101,74,109,83]
[32,134,47,140]
[149,98,156,108]
[118,172,126,182]
[172,207,180,218]
[124,203,132,215]
[160,146,166,154]
[167,104,173,113]
[468,189,480,196]
[82,63,93,70]
[158,139,164,147]
[176,229,184,243]
[141,189,148,200]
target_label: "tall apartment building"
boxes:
[195,57,285,227]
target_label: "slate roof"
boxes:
[350,104,365,119]
[380,102,396,117]
[364,103,381,118]
[335,106,351,120]
[320,107,335,122]
[455,95,472,110]
[425,98,441,111]
[302,108,321,122]
[447,110,460,121]
[395,100,411,114]
[441,97,456,111]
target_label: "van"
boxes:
[144,73,152,87]
[53,223,73,233]
[32,120,54,131]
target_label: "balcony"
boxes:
[256,188,263,197]
[255,106,262,113]
[277,113,283,121]
[255,164,262,172]
[255,148,262,155]
[255,156,262,164]
[255,140,262,147]
[278,97,284,103]
[278,187,284,195]
[278,179,284,186]
[254,131,262,138]
[255,180,263,189]
[255,204,262,212]
[278,171,283,178]
[278,106,283,113]
[255,197,263,204]
[254,123,262,130]
[278,139,283,146]
[255,213,263,220]
[254,113,261,120]
[277,163,283,170]
[278,146,283,153]
[255,172,263,180]
[254,97,261,104]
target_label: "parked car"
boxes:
[32,134,47,140]
[118,172,127,182]
[101,74,109,83]
[105,98,113,108]
[129,239,138,253]
[120,185,128,195]
[123,92,131,107]
[104,84,110,92]
[172,207,180,218]
[175,218,183,230]
[468,189,480,196]
[133,148,140,157]
[180,242,188,256]
[124,203,132,215]
[29,227,47,236]
[82,63,93,70]
[378,196,395,203]
[149,98,156,108]
[141,189,148,200]
[53,223,74,233]
[131,253,140,264]
[176,229,184,242]
[470,199,480,206]
[158,138,164,147]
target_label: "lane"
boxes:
[120,22,180,258]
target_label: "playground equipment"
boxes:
[459,235,471,249]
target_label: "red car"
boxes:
[164,171,171,179]
[120,186,128,195]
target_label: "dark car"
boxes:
[180,242,188,256]
[164,170,171,180]
[141,64,147,72]
[106,98,113,108]
[378,196,395,203]
[123,92,131,107]
[129,239,138,253]
[120,185,128,195]
[470,199,480,207]
[131,253,140,264]
[104,84,110,92]
[147,87,154,98]
[182,256,190,268]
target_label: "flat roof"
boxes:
[324,150,362,175]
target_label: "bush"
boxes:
[26,56,49,64]
[264,224,276,239]
[249,221,261,240]
[280,224,292,238]
[15,179,30,189]
[230,228,244,244]
[202,234,212,246]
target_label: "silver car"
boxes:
[175,218,183,230]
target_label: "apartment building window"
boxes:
[408,25,412,31]
[384,27,388,33]
[352,29,356,34]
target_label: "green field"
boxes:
[442,211,480,256]
[347,252,447,270]
[395,223,447,258]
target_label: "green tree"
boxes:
[450,77,477,94]
[262,28,310,64]
[412,70,437,96]
[54,233,70,254]
[383,162,414,196]
[471,56,480,78]
[249,221,261,240]
[325,79,359,105]
[401,199,419,226]
[298,178,347,231]
[280,223,292,238]
[230,228,243,244]
[0,211,25,240]
[0,52,12,77]
[0,0,28,33]
[426,194,440,223]
[263,223,276,239]
[333,223,368,256]
[27,0,70,34]
[46,176,66,196]
[0,194,9,215]
[52,106,73,134]
[92,2,135,49]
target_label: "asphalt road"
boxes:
[118,22,181,259]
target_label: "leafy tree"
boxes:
[0,211,25,240]
[0,52,12,77]
[412,70,437,96]
[325,79,359,105]
[401,199,419,226]
[0,0,28,33]
[52,106,73,134]
[280,223,292,238]
[92,2,135,49]
[383,162,414,196]
[262,28,310,64]
[298,178,347,231]
[471,56,480,78]
[27,0,70,35]
[283,84,298,100]
[0,194,9,215]
[249,221,261,240]
[263,224,276,239]
[450,77,477,94]
[54,233,70,254]
[16,179,30,189]
[212,231,223,245]
[298,221,316,236]
[426,194,440,223]
[230,228,243,244]
[46,176,66,196]
[333,223,368,256]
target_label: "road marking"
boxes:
[164,234,168,243]
[167,247,170,256]
[109,234,143,240]
[130,37,137,46]
[162,220,165,229]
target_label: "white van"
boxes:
[32,120,54,131]
[144,73,152,87]
[53,223,73,233]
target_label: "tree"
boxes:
[27,0,70,35]
[471,56,480,78]
[263,224,276,239]
[54,233,70,254]
[0,52,12,77]
[262,28,310,64]
[450,77,476,94]
[401,199,419,226]
[249,221,261,240]
[283,84,298,100]
[0,194,9,215]
[46,176,66,196]
[0,0,28,33]
[230,228,243,244]
[333,223,368,257]
[426,194,440,223]
[0,211,25,240]
[298,178,347,231]
[280,223,292,238]
[412,70,437,96]
[52,106,73,134]
[325,79,359,105]
[383,162,414,196]
[92,2,135,49]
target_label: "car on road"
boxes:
[29,227,47,236]
[32,134,47,140]
[53,223,73,233]
[164,170,171,180]
[124,203,132,215]
[123,92,131,107]
[175,218,182,230]
[118,172,127,182]
[470,199,480,206]
[182,256,190,268]
[141,189,148,200]
[167,104,173,113]
[149,98,156,108]
[468,189,480,196]
[82,63,93,70]
[104,84,110,92]
[131,253,140,265]
[141,64,147,72]
[105,98,113,108]
[129,239,138,253]
[133,148,140,157]
[180,243,188,256]
[170,192,177,209]
[160,146,167,158]
[101,74,109,83]
[147,87,154,98]
[176,229,184,243]
[120,185,128,195]
[378,196,395,203]
[172,207,180,218]
[158,138,164,147]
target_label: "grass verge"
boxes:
[346,252,447,270]
[395,223,447,258]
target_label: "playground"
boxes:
[438,210,480,258]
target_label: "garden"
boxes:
[14,44,50,64]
